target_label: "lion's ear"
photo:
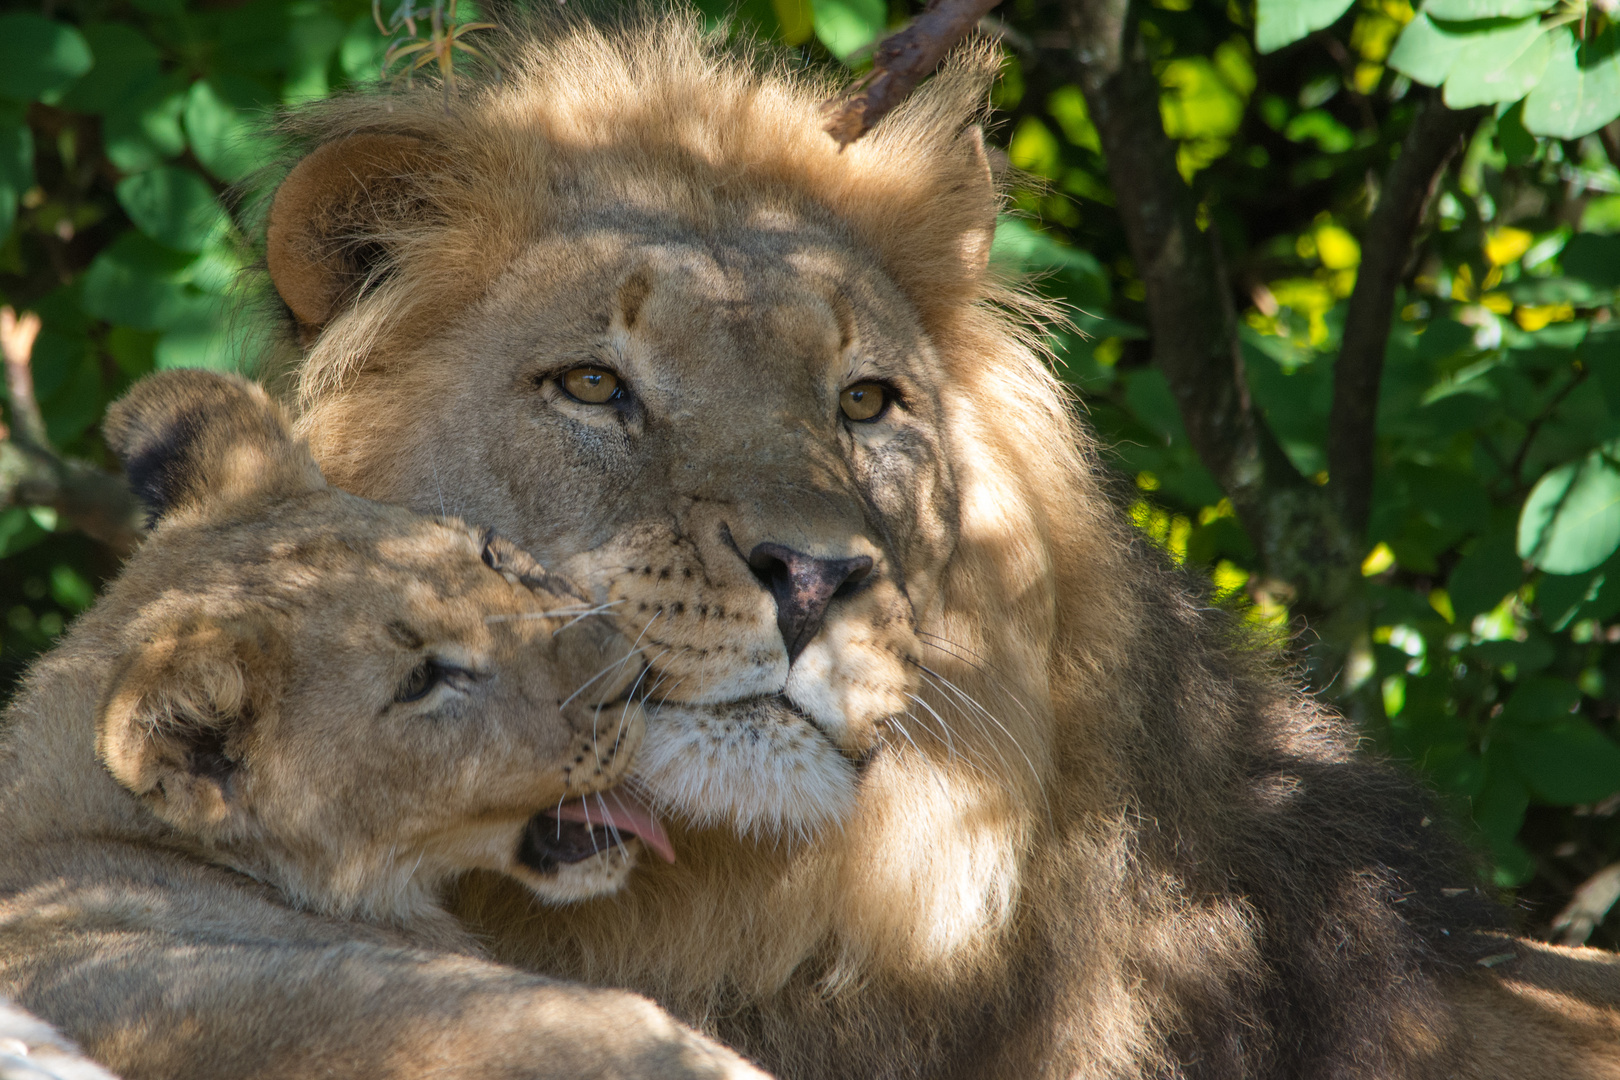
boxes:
[104,369,325,523]
[953,126,998,279]
[267,134,437,340]
[97,623,277,836]
[846,119,1000,327]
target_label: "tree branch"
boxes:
[822,0,1005,146]
[1329,96,1485,537]
[1058,4,1347,567]
[1,306,146,556]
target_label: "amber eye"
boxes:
[561,367,622,405]
[840,382,889,423]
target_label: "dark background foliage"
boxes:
[3,0,1620,945]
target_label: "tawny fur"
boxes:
[0,371,768,1080]
[206,10,1620,1079]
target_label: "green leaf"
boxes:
[183,77,273,184]
[1467,635,1556,674]
[0,16,92,104]
[1496,99,1536,164]
[1523,26,1620,139]
[102,73,188,173]
[49,564,95,612]
[80,231,213,331]
[810,0,885,61]
[116,166,226,253]
[0,109,34,245]
[1424,0,1555,18]
[1440,18,1552,107]
[58,23,161,114]
[1472,753,1529,849]
[1538,568,1606,630]
[282,10,346,104]
[1518,446,1620,574]
[1448,530,1522,623]
[1255,0,1356,54]
[1388,14,1473,85]
[1506,719,1620,805]
[1562,234,1620,290]
[1498,675,1582,726]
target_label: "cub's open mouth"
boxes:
[516,788,676,872]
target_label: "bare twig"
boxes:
[1,308,47,447]
[1551,862,1620,946]
[0,306,146,556]
[822,0,1004,147]
[1507,363,1589,492]
[1329,95,1486,537]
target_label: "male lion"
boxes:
[254,12,1620,1080]
[0,370,767,1080]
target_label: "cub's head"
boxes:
[96,370,672,924]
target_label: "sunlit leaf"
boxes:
[810,0,884,61]
[1255,0,1356,54]
[1518,445,1620,574]
[1388,13,1474,85]
[1161,58,1247,141]
[1439,18,1551,108]
[1007,117,1062,178]
[0,16,92,103]
[1522,26,1620,138]
[1423,0,1555,18]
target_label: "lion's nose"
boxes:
[747,542,873,662]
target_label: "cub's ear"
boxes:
[97,622,279,836]
[104,370,325,524]
[267,134,437,340]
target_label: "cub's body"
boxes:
[0,372,763,1080]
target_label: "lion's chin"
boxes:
[633,697,859,840]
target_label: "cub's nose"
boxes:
[747,542,873,662]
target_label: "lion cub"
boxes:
[0,371,764,1080]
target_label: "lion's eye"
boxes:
[840,382,889,423]
[560,367,623,405]
[397,659,447,703]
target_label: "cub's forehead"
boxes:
[183,496,483,592]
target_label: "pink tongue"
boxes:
[546,789,675,863]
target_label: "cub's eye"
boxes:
[560,367,623,405]
[397,659,447,703]
[840,382,889,423]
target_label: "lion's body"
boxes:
[0,373,766,1080]
[241,14,1620,1078]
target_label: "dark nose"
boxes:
[747,542,873,662]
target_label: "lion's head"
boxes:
[270,22,1067,864]
[262,15,1496,1078]
[93,369,670,921]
